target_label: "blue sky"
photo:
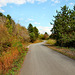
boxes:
[0,0,75,34]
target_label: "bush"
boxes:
[0,48,19,74]
[39,34,44,40]
[0,12,30,75]
[14,24,30,42]
[0,25,10,53]
[46,39,56,45]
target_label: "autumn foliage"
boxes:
[0,13,30,74]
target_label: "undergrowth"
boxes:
[0,40,28,75]
[6,48,28,75]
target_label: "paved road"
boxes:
[20,42,75,75]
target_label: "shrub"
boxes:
[14,24,30,42]
[46,39,56,45]
[0,48,19,74]
[0,25,10,53]
[0,12,30,75]
[39,34,44,40]
[0,58,2,74]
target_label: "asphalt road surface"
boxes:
[20,42,75,75]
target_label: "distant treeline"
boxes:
[50,5,75,47]
[28,23,49,42]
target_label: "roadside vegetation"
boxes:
[39,32,49,40]
[0,13,42,75]
[28,23,39,42]
[46,5,75,59]
[0,13,30,75]
[50,5,75,48]
[46,39,56,45]
[27,23,49,42]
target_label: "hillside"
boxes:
[0,13,30,75]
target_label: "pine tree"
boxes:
[33,26,39,39]
[51,5,75,47]
[29,32,36,42]
[28,23,33,33]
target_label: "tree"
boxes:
[28,24,39,42]
[28,23,33,33]
[50,5,75,47]
[14,24,30,42]
[7,14,11,20]
[44,32,49,39]
[6,19,13,34]
[39,34,44,40]
[0,25,10,53]
[29,32,36,42]
[0,12,3,16]
[33,26,39,39]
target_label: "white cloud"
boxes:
[25,18,34,22]
[36,0,47,3]
[28,18,34,21]
[0,0,47,7]
[27,0,34,3]
[37,26,53,34]
[0,0,26,7]
[51,0,60,3]
[34,22,40,25]
[0,0,47,12]
[0,8,5,12]
[70,3,74,5]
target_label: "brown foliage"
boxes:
[0,58,2,70]
[13,24,30,42]
[0,48,19,72]
[0,25,10,53]
[0,13,30,74]
[0,16,7,26]
[0,25,9,44]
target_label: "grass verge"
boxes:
[47,45,75,60]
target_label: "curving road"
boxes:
[20,42,75,75]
